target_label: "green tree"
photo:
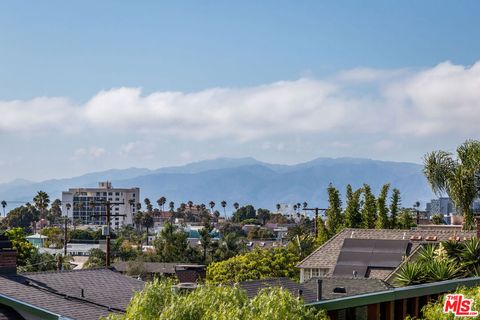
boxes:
[40,227,63,248]
[198,222,214,263]
[157,197,166,211]
[423,140,480,230]
[84,248,106,268]
[207,247,300,284]
[104,279,327,320]
[389,188,401,229]
[144,198,153,213]
[232,205,256,223]
[1,200,7,217]
[5,227,35,266]
[47,199,62,225]
[361,184,376,229]
[325,184,343,235]
[3,205,38,231]
[142,212,154,244]
[220,200,227,217]
[153,222,189,262]
[397,209,413,230]
[256,208,271,225]
[213,232,245,261]
[33,191,50,219]
[375,184,390,229]
[344,186,362,228]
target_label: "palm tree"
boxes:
[221,200,227,217]
[233,202,239,211]
[33,191,50,219]
[168,201,175,212]
[157,196,166,211]
[144,198,153,213]
[187,201,194,212]
[1,200,6,217]
[423,140,480,230]
[276,203,281,213]
[209,201,215,213]
[142,213,154,245]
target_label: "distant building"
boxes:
[61,181,140,227]
[425,197,455,216]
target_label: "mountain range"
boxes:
[0,157,434,212]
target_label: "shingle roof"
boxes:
[0,268,144,320]
[303,277,392,300]
[112,261,177,274]
[236,276,392,303]
[297,228,475,272]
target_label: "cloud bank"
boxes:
[1,60,480,142]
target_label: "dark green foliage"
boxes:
[389,188,401,228]
[344,186,362,228]
[361,184,376,229]
[375,184,390,229]
[232,205,256,223]
[325,183,343,236]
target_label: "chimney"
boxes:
[0,234,17,274]
[316,278,322,301]
[476,216,480,239]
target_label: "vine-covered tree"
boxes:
[361,184,376,229]
[325,184,343,236]
[375,184,390,229]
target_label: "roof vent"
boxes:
[402,232,406,240]
[350,231,354,238]
[410,235,422,241]
[449,236,460,241]
[333,287,347,294]
[425,236,437,241]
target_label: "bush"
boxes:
[103,279,328,320]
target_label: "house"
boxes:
[25,233,48,248]
[297,227,475,283]
[0,234,144,320]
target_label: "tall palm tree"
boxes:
[168,201,175,212]
[33,191,50,219]
[233,202,239,211]
[1,200,6,217]
[424,140,480,230]
[276,203,281,213]
[157,196,166,211]
[187,201,194,212]
[209,201,215,213]
[221,200,227,217]
[144,198,153,213]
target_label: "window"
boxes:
[115,192,120,196]
[312,269,320,277]
[108,192,112,196]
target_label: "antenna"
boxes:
[302,208,328,238]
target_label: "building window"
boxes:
[312,269,320,277]
[115,192,120,196]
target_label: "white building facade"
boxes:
[61,181,140,228]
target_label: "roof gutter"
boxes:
[306,277,480,311]
[0,293,72,320]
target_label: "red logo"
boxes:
[443,294,478,317]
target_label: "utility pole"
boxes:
[302,208,327,238]
[90,200,125,267]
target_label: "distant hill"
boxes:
[0,157,434,212]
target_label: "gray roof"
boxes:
[0,268,144,320]
[297,228,475,275]
[303,277,392,300]
[236,276,392,303]
[112,261,177,274]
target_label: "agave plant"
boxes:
[460,237,480,276]
[417,244,436,263]
[425,259,460,282]
[395,262,426,286]
[442,239,464,263]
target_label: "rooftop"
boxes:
[0,268,144,320]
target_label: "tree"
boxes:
[325,184,343,236]
[157,196,166,211]
[361,184,376,229]
[47,199,62,225]
[221,200,227,217]
[104,279,328,320]
[423,140,480,230]
[142,212,154,244]
[344,186,362,228]
[144,198,153,213]
[5,227,35,266]
[168,201,174,212]
[153,222,189,262]
[389,188,401,229]
[276,203,281,212]
[3,205,38,231]
[432,214,445,225]
[134,212,143,232]
[84,248,106,268]
[207,247,300,284]
[397,209,413,230]
[233,202,239,210]
[232,205,256,223]
[213,232,245,261]
[41,227,63,248]
[256,208,271,225]
[198,222,214,263]
[375,184,390,229]
[33,191,50,219]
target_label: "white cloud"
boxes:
[1,60,480,142]
[72,146,106,160]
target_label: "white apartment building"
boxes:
[61,181,140,228]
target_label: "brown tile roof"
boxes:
[296,228,475,273]
[0,268,144,320]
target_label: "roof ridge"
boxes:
[19,267,111,276]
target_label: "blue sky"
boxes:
[1,1,480,182]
